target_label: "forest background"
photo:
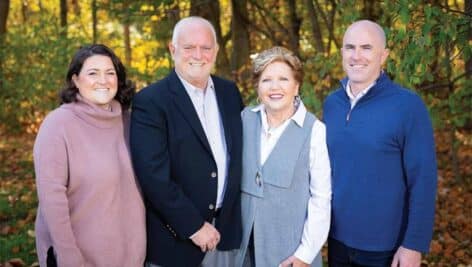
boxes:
[0,0,470,266]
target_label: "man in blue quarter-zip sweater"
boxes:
[323,20,437,267]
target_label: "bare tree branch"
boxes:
[418,71,472,91]
[249,0,290,38]
[248,0,279,43]
[436,3,472,16]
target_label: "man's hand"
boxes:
[391,246,421,267]
[279,255,310,267]
[190,222,220,252]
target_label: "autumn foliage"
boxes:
[0,127,471,266]
[0,0,471,266]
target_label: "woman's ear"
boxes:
[71,74,78,88]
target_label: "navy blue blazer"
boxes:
[130,70,243,267]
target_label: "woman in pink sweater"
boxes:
[34,44,146,267]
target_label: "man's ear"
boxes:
[381,48,390,65]
[168,42,175,59]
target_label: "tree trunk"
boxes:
[305,0,324,53]
[466,0,471,80]
[21,1,27,23]
[362,0,380,21]
[190,0,231,78]
[60,0,67,38]
[123,24,131,66]
[72,0,81,15]
[445,41,461,182]
[0,0,10,91]
[231,0,250,85]
[324,0,339,52]
[92,0,98,43]
[0,0,8,35]
[287,0,301,56]
[123,0,131,67]
[449,123,461,182]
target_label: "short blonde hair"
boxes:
[252,46,303,88]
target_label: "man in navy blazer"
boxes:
[130,17,243,267]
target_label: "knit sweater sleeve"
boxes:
[34,112,86,267]
[400,94,438,253]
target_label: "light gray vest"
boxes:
[236,107,322,267]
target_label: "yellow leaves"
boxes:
[28,3,41,13]
[26,229,35,238]
[131,40,171,75]
[19,102,30,109]
[140,5,155,12]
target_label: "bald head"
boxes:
[344,20,387,49]
[341,20,389,93]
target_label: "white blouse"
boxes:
[251,103,332,264]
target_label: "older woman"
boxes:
[235,47,331,267]
[33,44,146,267]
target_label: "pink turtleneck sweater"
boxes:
[33,96,146,267]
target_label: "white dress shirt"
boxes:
[251,102,332,264]
[177,75,228,208]
[346,80,376,109]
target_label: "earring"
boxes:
[294,95,301,107]
[256,96,261,104]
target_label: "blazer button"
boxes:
[209,204,215,210]
[211,172,217,178]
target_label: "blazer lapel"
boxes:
[213,77,232,153]
[168,70,212,155]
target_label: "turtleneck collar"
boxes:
[63,94,122,129]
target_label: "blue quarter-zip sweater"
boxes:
[323,73,437,253]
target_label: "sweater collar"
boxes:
[65,94,122,129]
[339,71,392,100]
